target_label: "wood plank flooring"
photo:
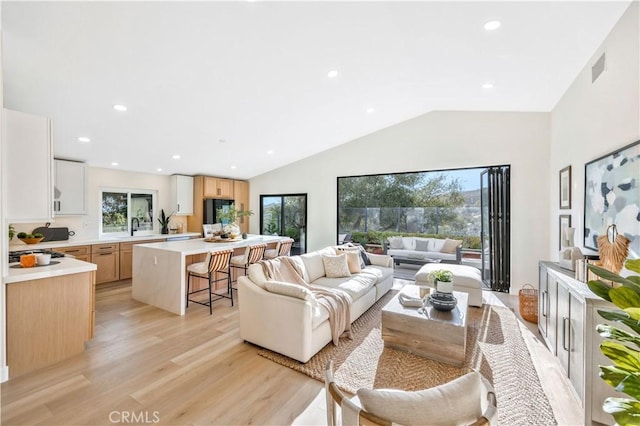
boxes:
[1,278,583,425]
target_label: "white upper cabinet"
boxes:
[54,159,87,215]
[4,109,54,222]
[170,175,194,215]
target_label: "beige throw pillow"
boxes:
[345,251,362,273]
[357,371,484,425]
[440,238,463,254]
[322,253,352,278]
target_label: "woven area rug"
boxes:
[258,284,557,425]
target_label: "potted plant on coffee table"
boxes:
[428,269,454,293]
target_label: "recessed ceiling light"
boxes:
[156,168,163,172]
[111,162,119,166]
[219,139,227,144]
[113,104,128,112]
[172,154,181,159]
[366,107,375,114]
[327,69,339,78]
[484,20,501,31]
[77,137,91,143]
[267,150,274,155]
[230,165,237,169]
[482,82,494,89]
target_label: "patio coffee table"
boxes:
[392,256,441,266]
[381,285,468,366]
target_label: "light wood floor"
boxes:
[1,278,583,425]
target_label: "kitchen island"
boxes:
[5,257,97,377]
[132,235,286,315]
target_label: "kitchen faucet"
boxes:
[131,217,140,236]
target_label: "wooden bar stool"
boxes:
[186,248,234,315]
[230,243,267,289]
[264,238,295,259]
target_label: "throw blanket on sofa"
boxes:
[259,257,352,345]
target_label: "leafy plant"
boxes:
[217,203,253,223]
[588,258,640,425]
[157,209,174,229]
[9,224,15,240]
[428,269,453,283]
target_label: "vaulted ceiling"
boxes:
[2,1,631,178]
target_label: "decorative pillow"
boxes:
[358,246,372,266]
[402,237,415,250]
[322,253,352,278]
[357,372,483,425]
[431,238,446,252]
[415,239,430,252]
[264,280,313,301]
[345,251,362,273]
[440,238,463,253]
[388,236,404,249]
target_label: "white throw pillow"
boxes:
[388,236,404,249]
[322,253,352,278]
[402,237,415,250]
[357,372,484,426]
[414,238,430,252]
[264,280,314,301]
[430,238,446,252]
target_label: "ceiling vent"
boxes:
[592,53,606,83]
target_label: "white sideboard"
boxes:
[538,261,624,425]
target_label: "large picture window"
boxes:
[260,194,307,255]
[100,189,157,236]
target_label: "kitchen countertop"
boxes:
[6,257,98,284]
[8,232,202,252]
[134,234,282,255]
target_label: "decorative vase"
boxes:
[436,280,453,294]
[242,232,248,239]
[161,226,169,235]
[223,223,241,236]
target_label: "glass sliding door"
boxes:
[260,194,307,255]
[480,166,511,292]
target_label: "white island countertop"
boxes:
[6,257,97,284]
[135,234,283,255]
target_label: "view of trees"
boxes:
[338,170,482,245]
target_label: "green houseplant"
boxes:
[428,269,454,293]
[588,258,640,425]
[157,209,174,234]
[217,203,253,236]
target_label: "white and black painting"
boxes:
[584,140,640,257]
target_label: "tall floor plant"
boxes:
[588,258,640,425]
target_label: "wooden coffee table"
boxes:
[381,285,468,366]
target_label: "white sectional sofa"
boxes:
[385,236,462,265]
[238,245,394,362]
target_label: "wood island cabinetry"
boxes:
[119,239,164,280]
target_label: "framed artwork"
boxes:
[559,166,572,209]
[559,214,572,250]
[584,139,640,254]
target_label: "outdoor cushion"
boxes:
[430,238,446,252]
[415,239,430,252]
[402,237,415,250]
[388,236,404,249]
[441,238,463,253]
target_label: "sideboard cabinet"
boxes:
[538,261,620,425]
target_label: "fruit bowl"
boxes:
[428,292,458,311]
[19,237,44,245]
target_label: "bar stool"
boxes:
[230,243,267,289]
[186,249,234,315]
[264,238,295,259]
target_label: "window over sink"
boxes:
[100,189,157,236]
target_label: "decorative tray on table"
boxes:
[204,236,243,243]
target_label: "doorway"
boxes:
[260,194,307,255]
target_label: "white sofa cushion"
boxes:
[387,249,457,262]
[300,247,335,282]
[322,253,351,278]
[388,236,404,249]
[430,238,446,252]
[414,238,430,252]
[313,273,376,300]
[402,237,415,250]
[264,280,314,301]
[362,265,394,283]
[357,371,484,426]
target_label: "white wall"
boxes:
[10,167,185,241]
[250,111,550,294]
[550,2,639,259]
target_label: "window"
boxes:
[100,189,157,236]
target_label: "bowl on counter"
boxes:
[19,237,44,245]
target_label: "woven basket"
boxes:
[519,284,538,323]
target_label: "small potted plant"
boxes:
[157,209,174,234]
[428,269,454,293]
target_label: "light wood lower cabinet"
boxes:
[53,245,91,262]
[6,271,95,377]
[91,243,120,284]
[538,261,618,425]
[120,239,164,280]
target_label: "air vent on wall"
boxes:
[592,52,606,83]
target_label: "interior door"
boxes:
[260,194,307,255]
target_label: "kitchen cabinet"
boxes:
[53,245,91,262]
[538,261,618,425]
[54,159,87,215]
[91,243,120,284]
[203,177,234,199]
[4,108,54,222]
[234,180,250,234]
[119,239,164,280]
[170,175,194,215]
